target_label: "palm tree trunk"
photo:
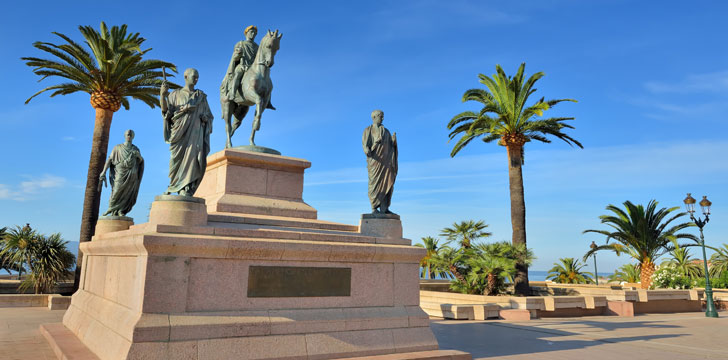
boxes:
[640,260,656,289]
[507,144,529,296]
[449,264,466,285]
[73,107,114,291]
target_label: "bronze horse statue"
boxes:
[220,30,282,148]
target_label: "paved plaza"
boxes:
[1,307,726,359]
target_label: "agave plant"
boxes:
[584,200,698,289]
[22,22,178,290]
[547,258,593,284]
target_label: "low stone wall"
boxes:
[0,294,71,310]
[0,279,74,295]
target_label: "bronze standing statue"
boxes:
[98,129,144,217]
[220,27,282,148]
[362,110,398,214]
[160,68,214,196]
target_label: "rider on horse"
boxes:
[221,25,274,109]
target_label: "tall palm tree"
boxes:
[547,258,593,284]
[662,245,702,279]
[709,244,728,278]
[608,263,640,283]
[22,22,177,290]
[440,220,492,249]
[447,63,582,295]
[414,236,448,279]
[583,200,698,289]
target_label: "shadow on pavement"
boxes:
[430,319,688,358]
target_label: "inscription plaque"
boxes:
[247,266,352,297]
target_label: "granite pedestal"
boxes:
[46,149,469,360]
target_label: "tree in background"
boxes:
[447,63,582,295]
[546,257,593,284]
[0,224,37,278]
[709,244,728,278]
[584,200,697,289]
[415,236,449,279]
[608,263,640,284]
[662,245,702,279]
[19,233,75,294]
[22,22,178,290]
[440,220,491,249]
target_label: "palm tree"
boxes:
[440,220,492,249]
[414,236,448,279]
[20,233,75,294]
[584,200,698,289]
[608,263,640,283]
[0,227,24,276]
[22,22,178,289]
[709,244,728,278]
[662,245,702,279]
[447,63,582,295]
[429,246,467,284]
[0,224,39,279]
[547,258,593,284]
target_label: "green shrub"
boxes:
[695,271,728,289]
[651,265,694,289]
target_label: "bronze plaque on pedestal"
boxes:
[247,266,351,297]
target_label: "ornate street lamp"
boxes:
[590,241,599,285]
[683,193,718,318]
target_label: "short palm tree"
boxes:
[415,236,448,279]
[0,227,24,277]
[447,63,582,295]
[608,263,640,283]
[0,224,38,278]
[584,200,698,289]
[440,220,492,249]
[662,245,702,279]
[709,244,728,278]
[20,233,75,294]
[22,22,177,289]
[547,258,593,284]
[429,246,467,284]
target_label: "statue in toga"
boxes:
[160,68,214,197]
[362,109,398,214]
[98,129,144,217]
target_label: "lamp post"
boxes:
[683,193,718,318]
[590,241,599,285]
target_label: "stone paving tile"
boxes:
[431,311,728,360]
[0,307,64,360]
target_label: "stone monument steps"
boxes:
[208,212,359,232]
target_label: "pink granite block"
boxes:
[197,334,308,360]
[269,308,346,335]
[86,256,108,297]
[305,329,396,360]
[142,256,191,313]
[186,258,247,312]
[280,242,333,262]
[394,263,420,306]
[605,300,634,317]
[225,164,267,195]
[351,263,394,307]
[328,243,377,262]
[405,306,431,327]
[169,311,270,340]
[499,309,531,321]
[266,169,303,199]
[392,327,439,353]
[343,306,409,331]
[225,238,287,260]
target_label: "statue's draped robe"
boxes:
[362,124,398,211]
[221,39,259,101]
[163,88,213,195]
[104,143,144,216]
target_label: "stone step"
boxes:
[208,212,360,232]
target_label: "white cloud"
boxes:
[0,175,68,201]
[645,70,728,94]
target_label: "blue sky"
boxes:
[1,1,727,273]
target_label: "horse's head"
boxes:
[258,30,282,68]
